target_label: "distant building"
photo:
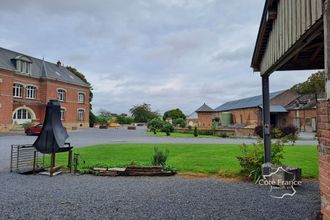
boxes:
[214,90,299,128]
[186,112,198,127]
[195,103,216,129]
[0,47,91,131]
[190,90,318,132]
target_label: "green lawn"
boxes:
[146,131,216,138]
[53,144,318,178]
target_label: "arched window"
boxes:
[77,109,85,121]
[13,83,23,98]
[26,85,37,99]
[57,89,66,101]
[78,92,85,104]
[12,107,35,125]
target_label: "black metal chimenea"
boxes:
[33,100,73,176]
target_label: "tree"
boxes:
[129,103,159,123]
[163,108,186,121]
[147,118,164,134]
[116,115,134,125]
[98,109,112,118]
[161,122,174,136]
[291,71,326,98]
[89,112,97,128]
[172,118,186,128]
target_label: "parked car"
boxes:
[25,123,43,136]
[25,123,67,135]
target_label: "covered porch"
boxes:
[252,0,329,217]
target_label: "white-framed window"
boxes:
[26,86,36,99]
[13,109,32,120]
[77,109,85,121]
[57,89,66,102]
[13,83,23,98]
[20,61,31,74]
[78,93,85,103]
[60,108,65,121]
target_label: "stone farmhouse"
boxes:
[0,47,90,131]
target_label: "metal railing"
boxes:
[10,144,45,174]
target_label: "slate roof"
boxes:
[195,103,214,112]
[0,47,90,87]
[214,90,287,112]
[187,112,198,119]
[259,105,288,113]
[285,94,318,110]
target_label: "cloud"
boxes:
[0,0,316,114]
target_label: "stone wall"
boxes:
[317,100,330,218]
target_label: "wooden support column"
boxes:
[324,0,330,99]
[262,75,271,163]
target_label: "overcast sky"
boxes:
[0,0,315,115]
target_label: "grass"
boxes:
[146,131,217,138]
[52,143,318,178]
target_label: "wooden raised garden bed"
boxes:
[92,165,175,176]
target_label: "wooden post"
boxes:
[33,151,37,175]
[68,149,73,174]
[324,0,330,99]
[50,153,55,177]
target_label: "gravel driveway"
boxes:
[0,172,320,220]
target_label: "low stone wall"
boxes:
[317,100,330,218]
[234,128,255,137]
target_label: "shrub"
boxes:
[280,125,298,136]
[152,147,169,166]
[187,125,193,131]
[193,126,198,137]
[237,140,284,181]
[161,122,174,136]
[172,118,186,128]
[282,134,298,146]
[218,132,229,138]
[116,115,134,125]
[147,118,164,134]
[272,128,282,139]
[254,125,263,138]
[22,122,34,129]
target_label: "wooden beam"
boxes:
[324,0,330,99]
[261,19,323,75]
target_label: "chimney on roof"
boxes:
[56,61,61,67]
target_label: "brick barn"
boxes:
[214,90,299,128]
[191,90,317,131]
[0,47,90,132]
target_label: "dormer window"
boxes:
[20,61,31,74]
[13,55,32,74]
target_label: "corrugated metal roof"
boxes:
[195,103,214,112]
[214,90,287,112]
[259,105,288,113]
[0,47,90,87]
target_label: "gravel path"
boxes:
[0,172,320,220]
